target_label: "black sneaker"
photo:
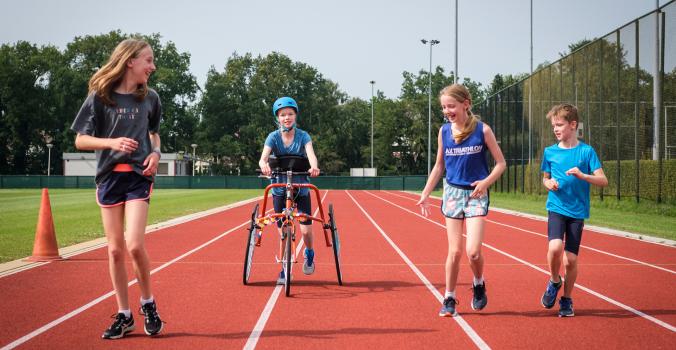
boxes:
[140,301,164,336]
[102,313,135,339]
[471,282,488,310]
[439,296,458,317]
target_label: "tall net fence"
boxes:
[478,1,676,203]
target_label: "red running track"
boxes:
[0,190,674,349]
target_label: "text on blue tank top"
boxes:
[442,121,489,187]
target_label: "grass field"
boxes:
[432,190,676,242]
[2,188,674,263]
[0,189,260,263]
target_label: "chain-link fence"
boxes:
[478,1,676,203]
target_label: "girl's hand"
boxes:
[142,152,160,176]
[260,164,271,176]
[309,167,320,177]
[470,180,489,198]
[111,137,138,154]
[544,178,559,191]
[416,195,431,217]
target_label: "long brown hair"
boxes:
[439,84,480,143]
[88,38,150,105]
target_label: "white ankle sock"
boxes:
[444,291,456,299]
[140,296,154,306]
[118,309,131,318]
[473,276,484,286]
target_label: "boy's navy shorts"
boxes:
[273,194,312,227]
[96,167,153,207]
[547,211,584,255]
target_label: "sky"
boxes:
[0,0,669,100]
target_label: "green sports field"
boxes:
[1,189,674,263]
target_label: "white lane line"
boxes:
[243,191,329,350]
[1,219,252,350]
[366,190,676,333]
[383,191,676,275]
[346,190,490,349]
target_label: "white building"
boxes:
[63,152,190,176]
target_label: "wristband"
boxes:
[152,148,161,159]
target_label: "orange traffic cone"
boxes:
[25,188,63,262]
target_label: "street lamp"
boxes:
[190,143,197,176]
[421,39,440,176]
[46,143,53,176]
[370,80,375,169]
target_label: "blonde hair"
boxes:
[88,38,151,105]
[439,84,480,143]
[547,103,579,129]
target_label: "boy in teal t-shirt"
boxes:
[540,104,608,317]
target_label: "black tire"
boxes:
[329,204,343,285]
[283,225,293,296]
[243,203,259,285]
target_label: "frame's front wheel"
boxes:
[243,204,259,285]
[283,225,293,296]
[329,204,343,285]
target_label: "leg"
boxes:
[444,218,464,294]
[547,239,564,282]
[464,216,485,280]
[101,205,129,311]
[124,200,152,300]
[542,211,566,309]
[562,251,578,298]
[297,195,315,275]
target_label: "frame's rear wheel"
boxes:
[243,204,259,285]
[329,204,342,285]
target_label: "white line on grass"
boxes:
[346,190,491,349]
[367,190,676,333]
[384,191,676,275]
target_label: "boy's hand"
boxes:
[544,178,559,191]
[565,167,586,180]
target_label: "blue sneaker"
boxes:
[276,270,285,285]
[439,296,458,317]
[559,297,574,317]
[541,277,562,309]
[303,248,315,275]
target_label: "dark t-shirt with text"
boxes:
[70,89,162,184]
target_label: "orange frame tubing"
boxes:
[256,183,332,248]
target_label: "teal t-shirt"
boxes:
[541,142,602,219]
[264,128,312,197]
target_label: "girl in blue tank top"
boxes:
[417,84,506,317]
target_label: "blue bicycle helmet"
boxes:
[272,97,299,132]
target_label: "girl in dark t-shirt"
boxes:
[70,38,164,339]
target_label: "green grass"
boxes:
[432,190,676,241]
[0,189,260,263]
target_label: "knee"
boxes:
[108,246,125,263]
[466,249,482,261]
[448,249,462,262]
[564,253,578,267]
[126,243,146,260]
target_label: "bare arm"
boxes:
[304,141,320,177]
[566,167,608,187]
[258,145,273,176]
[469,124,506,198]
[142,132,161,176]
[416,127,445,216]
[74,134,137,154]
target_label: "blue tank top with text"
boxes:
[442,121,489,187]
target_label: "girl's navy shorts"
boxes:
[96,169,153,207]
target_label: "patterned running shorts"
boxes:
[441,182,490,219]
